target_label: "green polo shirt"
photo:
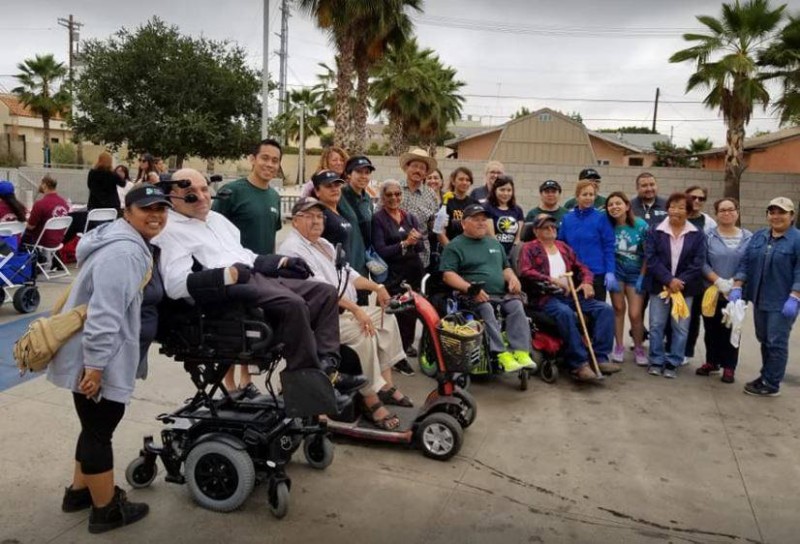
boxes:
[440,234,509,296]
[212,178,281,255]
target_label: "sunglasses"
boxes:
[690,195,707,202]
[384,192,402,197]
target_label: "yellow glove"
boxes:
[442,191,455,205]
[659,288,690,320]
[702,285,719,317]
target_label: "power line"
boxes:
[461,93,704,104]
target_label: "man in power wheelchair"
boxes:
[278,196,413,431]
[517,214,616,382]
[152,168,366,408]
[439,203,536,373]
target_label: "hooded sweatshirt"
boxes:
[47,219,152,404]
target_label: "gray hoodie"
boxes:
[47,219,152,404]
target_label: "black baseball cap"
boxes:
[533,214,558,229]
[539,180,562,192]
[125,183,173,209]
[579,168,601,181]
[312,169,346,188]
[291,196,326,215]
[345,155,375,174]
[462,203,488,219]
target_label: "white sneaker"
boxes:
[611,345,625,363]
[680,357,691,367]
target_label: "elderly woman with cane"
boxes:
[731,197,800,397]
[518,214,616,380]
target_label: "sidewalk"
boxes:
[1,277,799,543]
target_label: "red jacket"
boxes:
[517,239,593,306]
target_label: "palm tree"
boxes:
[760,15,800,125]
[271,88,329,146]
[350,0,422,153]
[12,54,70,167]
[689,137,714,153]
[416,65,465,157]
[669,0,787,199]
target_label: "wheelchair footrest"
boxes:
[281,368,338,418]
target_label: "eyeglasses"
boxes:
[384,192,402,197]
[690,195,707,202]
[297,212,324,221]
[717,208,738,213]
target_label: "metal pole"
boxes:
[277,0,290,135]
[298,107,305,184]
[652,87,660,134]
[261,0,270,138]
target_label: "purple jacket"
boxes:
[644,224,706,296]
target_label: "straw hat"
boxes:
[399,148,437,172]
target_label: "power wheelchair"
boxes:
[125,298,338,518]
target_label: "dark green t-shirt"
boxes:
[212,178,281,255]
[525,205,568,224]
[439,234,509,295]
[341,184,373,247]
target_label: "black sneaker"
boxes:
[88,487,149,534]
[405,346,418,358]
[743,381,780,397]
[393,359,415,377]
[62,485,92,512]
[238,382,261,399]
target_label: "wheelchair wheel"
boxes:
[185,440,255,512]
[540,359,559,384]
[13,286,40,314]
[519,369,529,391]
[125,456,158,489]
[452,388,477,428]
[268,481,290,519]
[416,413,463,461]
[418,328,438,378]
[303,435,334,470]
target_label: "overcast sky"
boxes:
[0,0,795,147]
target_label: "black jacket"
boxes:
[87,169,124,210]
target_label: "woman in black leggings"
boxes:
[47,184,171,534]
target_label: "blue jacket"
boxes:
[734,227,800,311]
[558,207,615,275]
[644,223,706,296]
[702,227,752,284]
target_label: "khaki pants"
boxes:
[339,307,405,395]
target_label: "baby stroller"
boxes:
[0,225,41,314]
[125,299,337,519]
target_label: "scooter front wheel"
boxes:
[416,413,463,461]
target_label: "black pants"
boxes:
[73,393,125,475]
[685,295,702,358]
[227,274,340,369]
[592,275,607,303]
[703,299,740,369]
[385,259,424,351]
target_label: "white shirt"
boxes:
[278,229,359,303]
[547,250,567,280]
[152,209,257,299]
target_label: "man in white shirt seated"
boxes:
[152,168,366,398]
[278,197,413,430]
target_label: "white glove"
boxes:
[714,277,734,295]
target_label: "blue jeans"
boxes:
[754,309,796,390]
[649,294,693,367]
[475,298,531,353]
[541,295,614,369]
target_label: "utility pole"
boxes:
[298,107,305,184]
[57,14,83,167]
[276,0,290,141]
[261,0,270,138]
[652,87,660,134]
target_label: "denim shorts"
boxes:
[615,264,641,285]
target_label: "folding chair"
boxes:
[81,208,118,236]
[26,216,73,280]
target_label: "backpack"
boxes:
[13,263,152,375]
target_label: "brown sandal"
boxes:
[378,386,414,408]
[362,400,401,430]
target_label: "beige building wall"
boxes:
[456,131,501,160]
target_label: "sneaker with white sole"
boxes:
[513,350,537,371]
[648,365,662,376]
[497,351,524,373]
[633,347,648,366]
[663,364,677,379]
[611,345,625,363]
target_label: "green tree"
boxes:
[652,140,692,167]
[12,54,70,167]
[270,88,329,146]
[72,18,261,166]
[669,0,787,200]
[371,38,464,156]
[511,106,532,119]
[689,137,714,153]
[596,126,657,134]
[760,15,800,124]
[50,142,77,167]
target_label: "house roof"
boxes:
[0,93,65,120]
[445,124,503,146]
[697,126,800,156]
[588,131,669,153]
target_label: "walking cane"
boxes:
[563,272,603,379]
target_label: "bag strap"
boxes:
[51,259,153,316]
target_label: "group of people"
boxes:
[14,138,797,535]
[0,176,70,249]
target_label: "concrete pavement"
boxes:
[1,276,800,543]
